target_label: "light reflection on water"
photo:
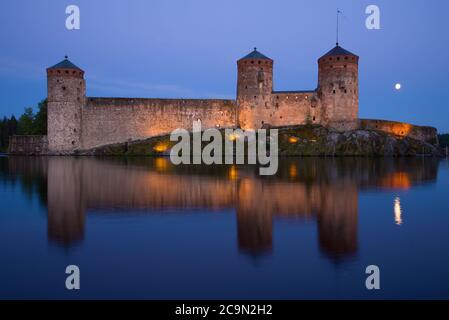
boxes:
[0,156,448,299]
[394,197,403,226]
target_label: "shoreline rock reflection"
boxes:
[3,157,439,260]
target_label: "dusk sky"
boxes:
[1,0,448,132]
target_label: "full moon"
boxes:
[395,83,402,90]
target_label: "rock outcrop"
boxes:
[80,125,443,157]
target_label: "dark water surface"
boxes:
[0,156,448,299]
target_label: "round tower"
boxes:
[47,56,85,153]
[317,44,359,131]
[237,48,273,129]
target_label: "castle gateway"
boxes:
[9,43,437,154]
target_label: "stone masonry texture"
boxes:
[11,46,438,154]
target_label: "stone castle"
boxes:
[9,43,439,154]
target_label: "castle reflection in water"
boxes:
[4,156,439,261]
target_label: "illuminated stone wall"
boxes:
[81,98,236,150]
[47,68,85,153]
[317,53,359,131]
[41,52,438,153]
[359,119,439,145]
[237,91,320,129]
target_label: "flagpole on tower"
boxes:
[336,9,342,46]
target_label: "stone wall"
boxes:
[81,98,236,150]
[318,53,359,130]
[47,68,85,153]
[271,91,319,126]
[359,119,439,145]
[8,135,48,155]
[238,91,317,129]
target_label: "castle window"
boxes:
[74,128,77,133]
[275,103,279,108]
[65,70,69,74]
[333,90,336,94]
[254,96,257,99]
[345,57,348,60]
[251,61,254,64]
[276,96,279,100]
[329,58,332,61]
[62,86,66,91]
[280,116,283,119]
[344,65,347,68]
[245,86,248,89]
[71,141,75,145]
[72,71,76,74]
[344,89,347,93]
[337,57,340,61]
[258,61,261,64]
[313,116,316,121]
[262,121,264,125]
[57,70,61,74]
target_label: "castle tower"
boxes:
[46,56,85,153]
[237,48,273,129]
[318,45,359,131]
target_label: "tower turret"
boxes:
[237,48,273,129]
[47,56,85,153]
[318,45,359,131]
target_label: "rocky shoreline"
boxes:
[79,125,443,157]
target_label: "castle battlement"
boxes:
[32,44,436,154]
[44,44,361,153]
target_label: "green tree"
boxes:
[0,98,46,152]
[439,134,449,148]
[33,99,47,135]
[0,118,5,151]
[0,116,18,152]
[17,107,35,135]
[9,115,17,135]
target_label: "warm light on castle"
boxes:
[8,43,439,155]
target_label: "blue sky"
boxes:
[0,0,448,132]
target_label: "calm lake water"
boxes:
[0,156,449,299]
